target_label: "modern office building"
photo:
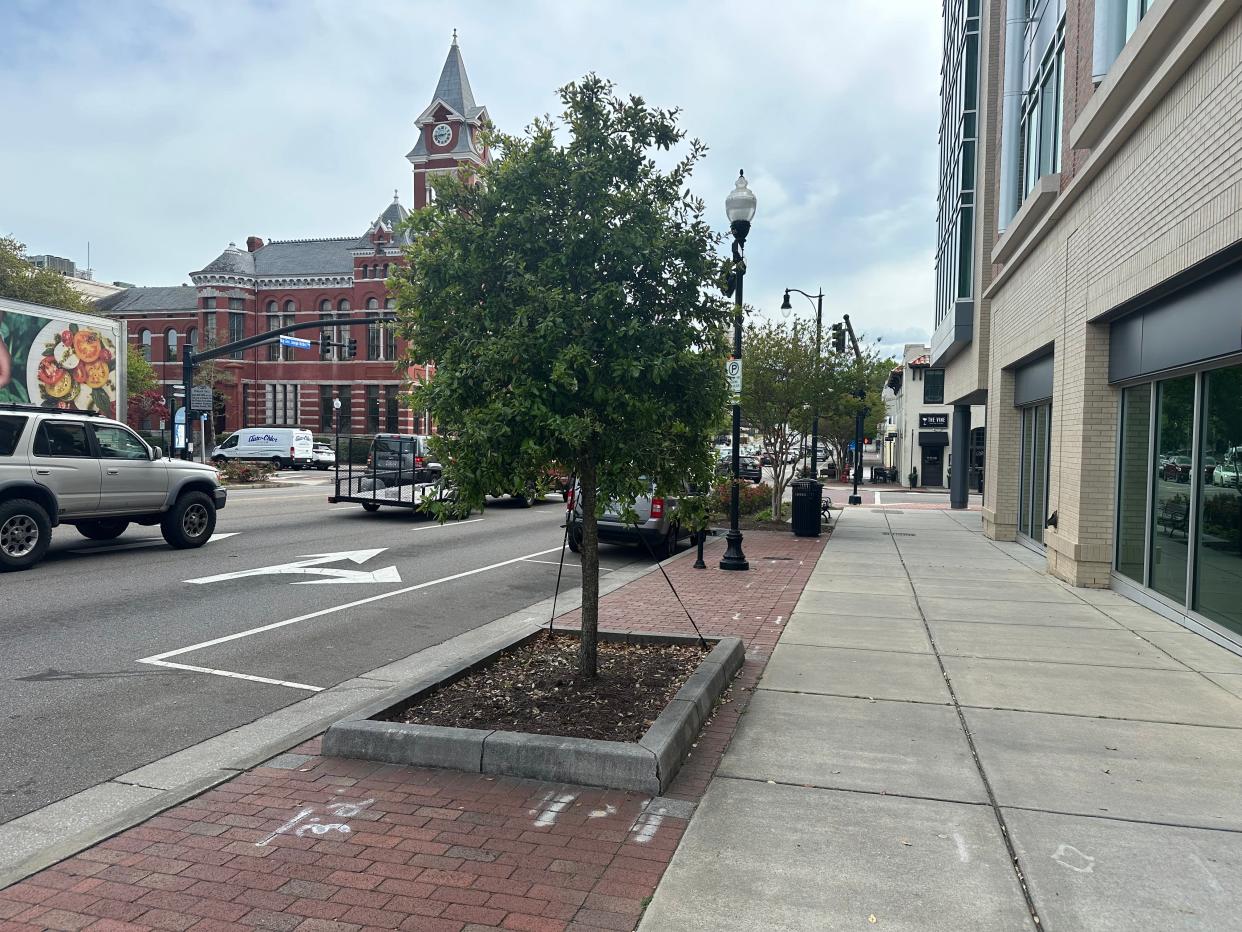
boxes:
[935,0,1242,653]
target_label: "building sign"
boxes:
[920,413,949,429]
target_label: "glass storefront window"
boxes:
[1149,376,1195,604]
[1194,365,1242,636]
[1116,384,1151,582]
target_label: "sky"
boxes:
[0,0,941,358]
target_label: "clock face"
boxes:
[432,123,452,147]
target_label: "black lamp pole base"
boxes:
[848,494,862,505]
[719,529,749,571]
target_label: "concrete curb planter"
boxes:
[323,629,744,794]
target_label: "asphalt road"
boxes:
[0,479,653,825]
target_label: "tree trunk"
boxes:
[578,457,599,678]
[771,476,780,520]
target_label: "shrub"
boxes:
[711,480,772,518]
[217,460,274,484]
[753,508,773,522]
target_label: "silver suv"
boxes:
[0,405,227,571]
[566,478,691,559]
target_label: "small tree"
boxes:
[395,75,730,677]
[0,237,92,313]
[819,351,892,475]
[740,317,821,519]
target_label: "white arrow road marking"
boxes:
[184,548,401,586]
[70,532,239,555]
[138,546,563,690]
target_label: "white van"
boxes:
[211,426,314,470]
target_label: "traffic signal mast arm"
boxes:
[841,314,863,362]
[178,314,394,455]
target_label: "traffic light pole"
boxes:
[178,315,394,459]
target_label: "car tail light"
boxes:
[650,497,664,519]
[415,456,424,467]
[290,446,295,459]
[567,487,575,510]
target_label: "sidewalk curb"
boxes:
[0,540,704,891]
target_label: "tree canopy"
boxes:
[0,237,92,314]
[394,74,731,676]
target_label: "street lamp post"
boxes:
[780,287,824,477]
[842,313,865,506]
[720,169,756,572]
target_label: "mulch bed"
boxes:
[381,633,707,742]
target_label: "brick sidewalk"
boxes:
[0,530,823,932]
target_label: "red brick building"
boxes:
[97,37,489,438]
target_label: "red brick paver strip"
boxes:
[0,530,822,931]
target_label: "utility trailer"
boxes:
[327,435,459,514]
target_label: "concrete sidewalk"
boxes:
[641,507,1242,931]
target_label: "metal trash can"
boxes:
[791,478,823,537]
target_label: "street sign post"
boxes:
[725,358,742,396]
[279,335,313,350]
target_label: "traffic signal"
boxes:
[320,338,331,359]
[347,338,358,359]
[831,323,847,354]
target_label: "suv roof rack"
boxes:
[1,402,104,417]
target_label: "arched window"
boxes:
[266,300,277,313]
[382,263,389,278]
[337,299,350,313]
[139,329,152,362]
[166,328,178,359]
[383,299,396,359]
[319,299,331,314]
[283,300,296,315]
[186,327,198,350]
[366,298,381,359]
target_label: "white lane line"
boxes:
[412,518,483,531]
[138,544,564,664]
[142,659,323,692]
[874,491,882,504]
[521,558,613,572]
[69,532,239,555]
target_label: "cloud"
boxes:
[0,0,940,345]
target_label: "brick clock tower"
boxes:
[407,32,490,209]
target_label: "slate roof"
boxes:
[252,238,357,276]
[95,285,199,314]
[195,244,254,277]
[433,40,482,119]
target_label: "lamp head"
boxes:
[725,169,757,244]
[780,289,793,316]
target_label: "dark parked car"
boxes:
[738,455,762,483]
[1160,455,1192,483]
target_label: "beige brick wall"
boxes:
[986,10,1242,586]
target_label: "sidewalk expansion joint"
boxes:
[882,510,1045,932]
[717,774,994,810]
[756,685,952,707]
[998,803,1242,836]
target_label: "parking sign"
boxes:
[725,358,742,395]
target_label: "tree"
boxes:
[0,237,92,313]
[394,74,730,677]
[739,317,821,519]
[127,342,158,397]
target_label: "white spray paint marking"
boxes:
[629,810,665,844]
[732,612,741,621]
[532,793,577,828]
[952,832,970,863]
[256,797,374,846]
[1190,851,1224,893]
[588,804,618,819]
[773,615,784,626]
[1051,843,1095,873]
